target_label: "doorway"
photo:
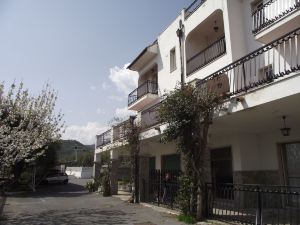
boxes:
[211,147,233,184]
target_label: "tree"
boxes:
[124,116,142,203]
[0,82,64,183]
[159,84,224,220]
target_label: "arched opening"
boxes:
[185,10,226,76]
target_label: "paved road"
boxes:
[1,177,184,225]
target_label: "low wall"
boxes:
[65,167,93,179]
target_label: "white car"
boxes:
[44,171,69,184]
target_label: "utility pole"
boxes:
[176,19,185,87]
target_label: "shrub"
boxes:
[101,170,111,197]
[85,181,98,192]
[178,214,197,224]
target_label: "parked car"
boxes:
[43,170,68,184]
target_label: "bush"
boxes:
[178,214,197,224]
[85,181,98,192]
[176,174,196,215]
[101,170,111,197]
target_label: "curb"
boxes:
[140,202,181,216]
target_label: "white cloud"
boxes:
[96,108,105,115]
[101,81,111,90]
[62,122,109,145]
[109,95,124,102]
[115,106,136,119]
[109,63,138,95]
[89,85,96,91]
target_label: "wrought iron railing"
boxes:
[96,130,111,148]
[128,81,158,106]
[252,0,300,34]
[197,27,300,96]
[206,183,300,225]
[141,102,161,129]
[142,169,181,209]
[113,119,130,141]
[185,0,206,20]
[186,36,226,76]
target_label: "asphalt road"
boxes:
[1,177,185,225]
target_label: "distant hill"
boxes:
[55,140,94,165]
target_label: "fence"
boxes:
[141,102,161,129]
[252,0,300,34]
[96,130,111,148]
[128,81,158,106]
[143,169,181,209]
[197,27,300,96]
[113,119,130,141]
[206,183,300,225]
[186,36,226,76]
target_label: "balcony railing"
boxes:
[185,0,206,20]
[128,81,158,106]
[252,0,300,34]
[113,119,130,141]
[186,36,226,76]
[141,102,161,129]
[96,130,111,148]
[197,27,300,96]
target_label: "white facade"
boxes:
[95,0,300,185]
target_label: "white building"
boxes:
[95,0,300,221]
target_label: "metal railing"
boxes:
[96,130,111,148]
[141,102,161,129]
[128,81,158,106]
[206,183,300,225]
[143,169,181,209]
[185,0,206,20]
[186,36,226,76]
[197,27,300,96]
[113,119,130,141]
[252,0,300,34]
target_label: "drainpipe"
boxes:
[176,19,185,87]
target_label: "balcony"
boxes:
[141,103,161,129]
[186,36,226,76]
[197,27,300,96]
[184,0,206,20]
[112,119,130,141]
[128,81,159,111]
[185,9,225,77]
[96,130,111,148]
[252,0,300,42]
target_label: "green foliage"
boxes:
[176,174,196,215]
[159,84,224,220]
[101,169,111,197]
[178,214,197,224]
[56,140,94,166]
[85,181,97,192]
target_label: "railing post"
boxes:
[255,185,262,225]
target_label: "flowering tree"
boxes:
[0,82,64,182]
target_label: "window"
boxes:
[170,47,177,72]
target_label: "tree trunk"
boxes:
[196,185,204,220]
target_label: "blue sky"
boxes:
[0,0,190,144]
